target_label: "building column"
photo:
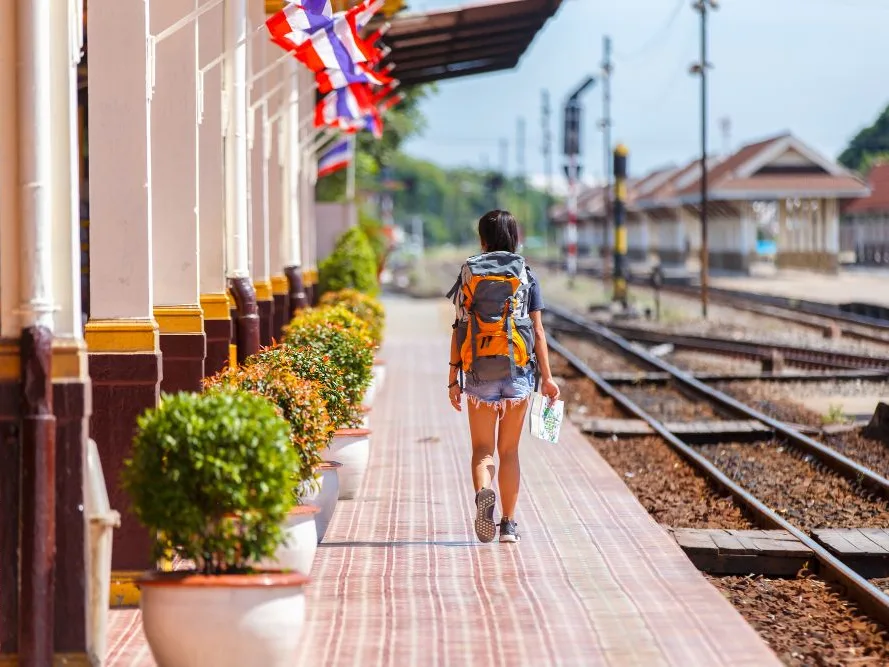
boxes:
[249,0,274,347]
[199,1,231,377]
[284,61,308,313]
[299,67,317,305]
[266,45,289,337]
[152,0,205,392]
[50,1,91,659]
[86,0,161,590]
[225,0,260,364]
[0,2,23,655]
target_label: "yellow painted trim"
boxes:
[0,655,15,666]
[0,340,20,381]
[302,268,311,284]
[265,0,286,14]
[110,570,143,607]
[254,280,273,302]
[200,292,231,321]
[615,227,628,254]
[53,653,91,666]
[271,275,288,295]
[311,268,319,282]
[52,339,88,380]
[84,319,159,353]
[229,344,238,369]
[153,305,204,334]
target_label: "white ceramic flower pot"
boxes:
[139,571,309,667]
[362,376,377,407]
[322,428,371,500]
[258,505,319,575]
[359,405,371,430]
[372,358,386,391]
[300,463,341,542]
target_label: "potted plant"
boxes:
[205,362,333,568]
[245,344,357,536]
[285,309,374,499]
[319,289,387,393]
[318,225,380,297]
[123,391,308,667]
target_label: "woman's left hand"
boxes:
[540,377,560,405]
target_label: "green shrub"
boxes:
[284,311,374,410]
[319,288,385,347]
[359,210,388,275]
[249,345,360,429]
[318,226,379,297]
[204,363,332,489]
[122,391,297,574]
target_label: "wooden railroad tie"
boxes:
[670,528,813,577]
[582,418,774,444]
[812,528,889,578]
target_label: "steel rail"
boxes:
[548,334,889,628]
[548,304,889,497]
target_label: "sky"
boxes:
[401,0,889,188]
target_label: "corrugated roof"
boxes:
[844,164,889,215]
[380,0,563,86]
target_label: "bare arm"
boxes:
[448,327,462,411]
[531,311,560,401]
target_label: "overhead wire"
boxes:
[613,0,686,63]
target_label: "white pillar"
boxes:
[0,1,23,341]
[224,0,250,279]
[151,0,201,323]
[87,0,156,332]
[198,1,228,307]
[249,0,270,291]
[285,60,303,269]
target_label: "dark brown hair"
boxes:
[478,210,519,253]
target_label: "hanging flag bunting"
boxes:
[316,61,393,95]
[314,83,376,129]
[318,138,354,178]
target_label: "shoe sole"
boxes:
[500,533,520,544]
[474,488,496,543]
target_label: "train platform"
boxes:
[712,266,889,308]
[105,296,778,666]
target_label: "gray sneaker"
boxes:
[474,488,497,543]
[499,519,520,543]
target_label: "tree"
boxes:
[839,103,889,174]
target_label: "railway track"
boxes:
[547,303,889,628]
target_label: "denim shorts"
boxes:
[463,365,535,406]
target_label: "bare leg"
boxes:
[497,398,529,519]
[468,399,498,491]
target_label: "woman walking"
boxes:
[447,210,560,543]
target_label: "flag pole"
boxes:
[345,133,357,202]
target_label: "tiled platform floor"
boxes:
[108,296,779,666]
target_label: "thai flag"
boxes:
[317,139,354,178]
[314,83,375,129]
[316,62,393,95]
[266,1,333,50]
[292,19,378,72]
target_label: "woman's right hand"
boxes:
[449,383,463,412]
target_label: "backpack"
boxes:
[447,251,536,382]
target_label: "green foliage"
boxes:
[318,226,379,296]
[319,288,385,347]
[122,391,297,574]
[358,209,388,274]
[285,309,375,410]
[204,363,332,488]
[839,104,889,174]
[822,404,849,426]
[248,345,360,430]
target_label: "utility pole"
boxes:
[691,0,717,319]
[542,91,554,255]
[720,116,731,157]
[499,138,509,209]
[563,76,597,287]
[600,36,613,286]
[613,144,629,307]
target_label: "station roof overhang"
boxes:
[378,0,563,86]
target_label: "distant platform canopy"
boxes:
[379,0,563,86]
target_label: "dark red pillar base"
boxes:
[230,277,260,365]
[258,299,275,348]
[203,318,231,377]
[159,333,206,393]
[284,266,308,313]
[89,351,161,571]
[0,377,20,656]
[53,378,90,654]
[273,293,289,341]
